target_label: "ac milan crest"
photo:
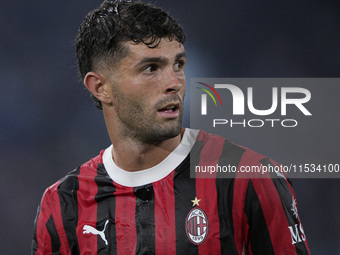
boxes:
[185,207,209,245]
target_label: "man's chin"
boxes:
[143,121,182,145]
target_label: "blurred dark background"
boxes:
[1,0,339,254]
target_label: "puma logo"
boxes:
[83,220,109,245]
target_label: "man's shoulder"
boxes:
[44,150,106,195]
[193,129,289,185]
[194,129,281,170]
[196,129,273,158]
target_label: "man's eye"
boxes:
[174,61,185,71]
[143,64,158,73]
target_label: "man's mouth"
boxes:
[157,103,180,118]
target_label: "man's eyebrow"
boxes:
[136,51,187,67]
[136,57,168,67]
[175,51,186,61]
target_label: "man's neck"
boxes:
[110,128,185,172]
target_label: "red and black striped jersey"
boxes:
[32,129,310,254]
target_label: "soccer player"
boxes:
[32,1,310,254]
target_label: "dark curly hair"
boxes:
[76,0,186,109]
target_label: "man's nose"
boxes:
[162,68,185,94]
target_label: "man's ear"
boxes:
[84,72,112,104]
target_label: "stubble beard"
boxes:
[112,87,184,145]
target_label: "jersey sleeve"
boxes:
[32,183,63,255]
[243,167,310,255]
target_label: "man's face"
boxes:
[105,38,186,144]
